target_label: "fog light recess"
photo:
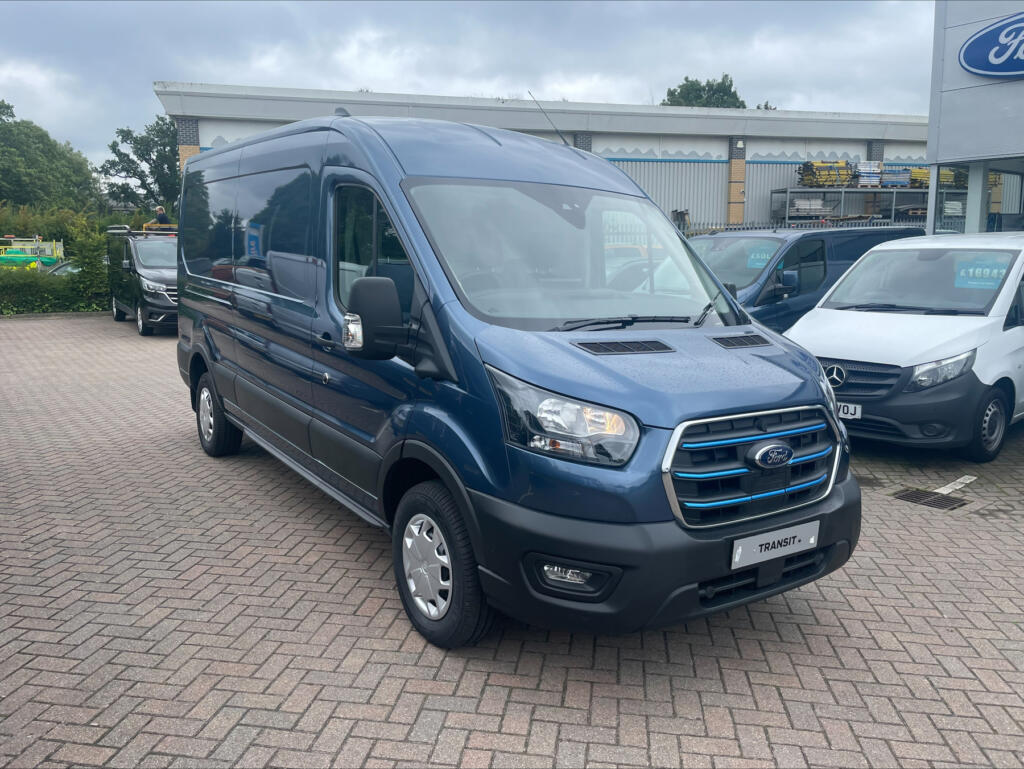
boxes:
[524,553,619,601]
[921,422,947,438]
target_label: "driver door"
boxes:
[756,238,827,332]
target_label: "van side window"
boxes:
[234,168,314,298]
[781,238,826,295]
[335,187,414,316]
[180,170,237,280]
[1007,280,1024,329]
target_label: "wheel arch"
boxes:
[187,351,211,411]
[379,440,486,566]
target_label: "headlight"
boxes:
[816,362,839,416]
[904,350,975,392]
[488,366,639,466]
[141,278,167,293]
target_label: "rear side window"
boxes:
[234,168,314,298]
[781,238,826,295]
[180,169,237,280]
[832,231,917,263]
[335,187,414,316]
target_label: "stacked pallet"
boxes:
[909,167,930,188]
[882,168,911,187]
[856,161,882,187]
[798,160,854,187]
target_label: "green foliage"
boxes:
[662,74,747,109]
[0,203,114,314]
[0,103,101,209]
[99,115,180,216]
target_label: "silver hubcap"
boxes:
[198,387,215,443]
[980,398,1006,451]
[402,513,452,620]
[137,306,143,332]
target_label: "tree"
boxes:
[662,74,746,109]
[99,115,180,216]
[0,103,100,209]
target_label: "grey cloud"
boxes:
[4,1,934,168]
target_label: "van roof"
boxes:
[186,116,644,196]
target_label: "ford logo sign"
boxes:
[959,12,1024,79]
[751,443,794,470]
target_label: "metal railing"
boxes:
[679,219,925,237]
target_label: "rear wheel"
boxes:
[112,297,126,322]
[393,481,494,648]
[136,304,153,336]
[965,387,1008,462]
[195,372,242,457]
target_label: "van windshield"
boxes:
[688,236,784,289]
[405,179,738,331]
[135,238,177,269]
[822,247,1020,315]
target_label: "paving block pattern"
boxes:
[1,314,1023,768]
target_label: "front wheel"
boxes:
[195,372,242,457]
[965,387,1009,462]
[136,304,153,336]
[393,481,494,648]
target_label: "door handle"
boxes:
[317,332,336,351]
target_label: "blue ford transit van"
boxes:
[689,227,924,331]
[177,117,861,647]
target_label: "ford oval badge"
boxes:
[959,12,1024,79]
[752,443,794,469]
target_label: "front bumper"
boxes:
[139,294,178,327]
[838,371,985,448]
[468,476,860,634]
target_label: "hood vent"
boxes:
[712,334,770,349]
[574,340,673,355]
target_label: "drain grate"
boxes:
[892,487,968,510]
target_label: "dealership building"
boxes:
[154,82,930,227]
[153,0,1024,232]
[927,1,1024,233]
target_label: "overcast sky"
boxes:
[4,0,935,166]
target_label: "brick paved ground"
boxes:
[1,314,1023,769]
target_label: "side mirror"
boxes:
[770,269,798,299]
[344,276,405,360]
[122,258,132,272]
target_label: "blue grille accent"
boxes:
[682,473,828,509]
[789,446,832,465]
[681,422,827,449]
[673,468,749,480]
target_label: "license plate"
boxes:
[836,402,861,420]
[731,521,819,570]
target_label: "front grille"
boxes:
[164,287,178,305]
[849,416,902,436]
[664,406,838,528]
[697,546,831,608]
[818,357,902,398]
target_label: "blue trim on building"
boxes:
[604,157,728,164]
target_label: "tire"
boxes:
[136,304,153,336]
[195,372,242,457]
[112,297,126,322]
[393,481,494,648]
[965,387,1009,462]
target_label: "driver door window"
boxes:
[780,238,826,296]
[335,186,414,317]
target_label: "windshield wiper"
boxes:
[555,315,692,332]
[923,308,986,316]
[832,302,934,313]
[694,288,725,327]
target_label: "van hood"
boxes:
[473,324,826,430]
[138,267,177,286]
[786,308,997,367]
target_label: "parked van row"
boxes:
[176,116,861,647]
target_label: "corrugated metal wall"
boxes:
[1002,173,1022,214]
[744,163,800,222]
[609,160,728,222]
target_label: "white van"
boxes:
[786,232,1024,461]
